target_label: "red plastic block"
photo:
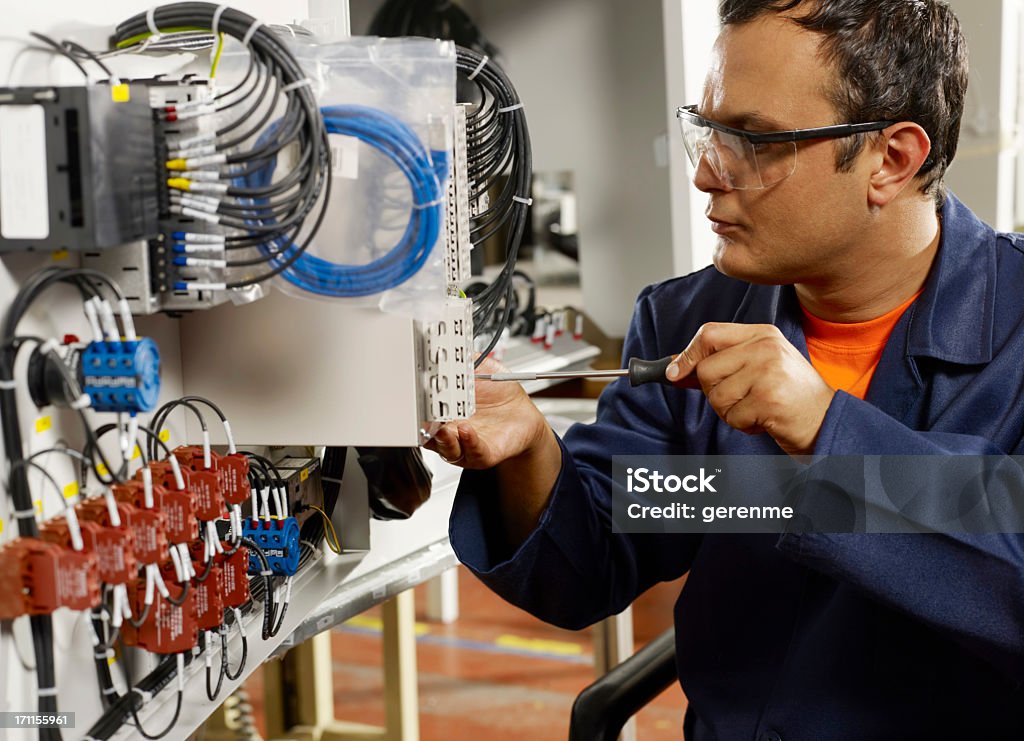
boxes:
[192,563,225,631]
[0,538,99,618]
[122,476,197,544]
[155,459,225,522]
[122,578,198,654]
[218,453,251,506]
[107,490,168,564]
[219,547,250,608]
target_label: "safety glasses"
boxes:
[675,105,894,190]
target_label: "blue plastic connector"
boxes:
[243,517,301,576]
[80,338,161,413]
[173,256,188,266]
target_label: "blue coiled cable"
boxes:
[238,105,447,297]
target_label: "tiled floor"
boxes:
[242,566,687,739]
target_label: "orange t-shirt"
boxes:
[800,290,923,400]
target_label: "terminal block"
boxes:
[122,579,198,654]
[218,453,252,507]
[192,562,225,632]
[81,338,161,414]
[243,517,301,576]
[444,105,473,291]
[219,547,250,608]
[420,297,476,422]
[173,446,227,518]
[117,478,195,545]
[41,516,136,585]
[0,538,99,618]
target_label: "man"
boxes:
[429,0,1024,737]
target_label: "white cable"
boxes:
[141,466,154,509]
[103,488,121,527]
[259,486,270,520]
[66,506,84,552]
[83,299,103,342]
[118,584,132,619]
[250,484,258,525]
[177,653,185,692]
[177,207,222,225]
[168,455,186,490]
[169,544,184,583]
[118,299,137,341]
[69,394,91,411]
[144,567,155,606]
[97,299,120,342]
[222,420,237,455]
[152,564,170,599]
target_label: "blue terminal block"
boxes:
[243,517,301,576]
[80,338,161,414]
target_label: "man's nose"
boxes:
[692,147,733,193]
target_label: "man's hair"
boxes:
[719,0,968,206]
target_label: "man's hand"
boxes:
[424,356,563,548]
[666,323,835,456]
[424,357,551,469]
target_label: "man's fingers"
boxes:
[666,323,779,383]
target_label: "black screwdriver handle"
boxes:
[627,356,677,387]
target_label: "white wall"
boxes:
[473,0,675,337]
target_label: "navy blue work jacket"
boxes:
[449,194,1024,739]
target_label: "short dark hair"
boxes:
[719,0,968,206]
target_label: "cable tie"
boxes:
[133,688,154,703]
[320,476,344,486]
[145,6,161,37]
[412,196,445,210]
[101,686,117,696]
[0,379,16,390]
[37,686,58,698]
[70,394,91,411]
[281,78,313,93]
[260,569,273,577]
[212,4,230,38]
[498,102,524,114]
[467,54,489,81]
[39,338,59,356]
[13,508,36,520]
[512,196,533,206]
[241,18,263,47]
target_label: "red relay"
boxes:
[192,562,225,631]
[0,538,99,618]
[99,493,167,565]
[120,477,196,544]
[219,547,250,608]
[154,459,224,522]
[121,578,198,654]
[218,453,251,506]
[41,517,136,585]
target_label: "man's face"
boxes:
[697,14,876,285]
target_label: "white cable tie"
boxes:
[153,566,171,599]
[141,464,154,509]
[118,299,137,341]
[13,508,36,520]
[169,454,186,490]
[37,686,58,698]
[181,207,223,225]
[512,195,533,206]
[281,77,313,93]
[83,299,103,342]
[222,420,236,455]
[133,688,154,704]
[212,4,230,38]
[0,379,16,390]
[39,338,59,356]
[145,6,161,37]
[467,54,489,81]
[187,181,230,195]
[101,686,117,697]
[103,489,121,527]
[260,569,272,577]
[144,566,156,605]
[185,153,227,168]
[498,102,524,114]
[181,233,226,245]
[412,196,445,210]
[180,169,221,182]
[241,18,263,47]
[69,393,92,411]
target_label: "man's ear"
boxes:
[867,123,932,208]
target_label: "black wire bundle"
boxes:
[112,2,332,289]
[1,267,140,741]
[453,46,533,364]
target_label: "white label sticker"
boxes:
[329,134,360,180]
[0,105,50,239]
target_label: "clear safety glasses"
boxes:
[675,105,894,190]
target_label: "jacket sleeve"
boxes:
[778,391,1024,680]
[449,286,704,630]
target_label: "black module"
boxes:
[0,85,159,252]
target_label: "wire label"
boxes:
[329,134,360,180]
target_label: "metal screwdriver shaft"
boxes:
[475,356,677,388]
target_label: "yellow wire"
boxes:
[210,33,225,78]
[309,505,342,554]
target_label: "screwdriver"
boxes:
[475,356,681,388]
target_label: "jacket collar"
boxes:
[731,193,997,366]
